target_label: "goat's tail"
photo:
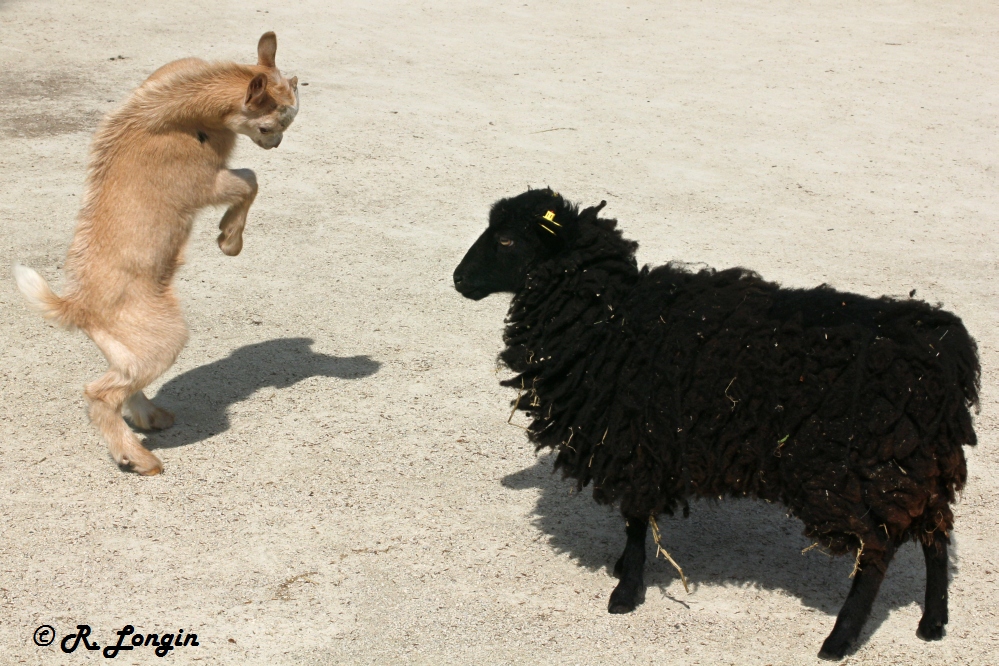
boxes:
[13,265,76,329]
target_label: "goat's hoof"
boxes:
[916,620,946,641]
[607,583,644,614]
[137,464,163,476]
[817,638,849,661]
[217,231,243,256]
[147,408,174,430]
[129,406,174,431]
[127,453,163,476]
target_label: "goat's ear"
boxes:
[257,32,277,68]
[244,73,269,107]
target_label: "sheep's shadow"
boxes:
[503,452,944,654]
[144,337,380,449]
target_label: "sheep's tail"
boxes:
[931,312,981,451]
[13,265,75,329]
[942,318,981,413]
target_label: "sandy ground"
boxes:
[1,0,997,663]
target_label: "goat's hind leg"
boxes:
[917,532,949,641]
[213,168,257,257]
[608,516,648,613]
[818,542,897,661]
[86,365,163,476]
[124,390,174,431]
[86,301,187,474]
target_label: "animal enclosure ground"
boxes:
[0,0,996,664]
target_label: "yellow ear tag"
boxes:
[543,210,556,222]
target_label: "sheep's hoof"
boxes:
[607,583,644,614]
[817,639,849,661]
[916,620,946,641]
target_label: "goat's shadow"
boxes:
[144,337,380,449]
[503,453,945,655]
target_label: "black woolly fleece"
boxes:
[499,206,980,560]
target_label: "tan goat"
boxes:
[14,32,299,474]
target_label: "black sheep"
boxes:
[453,188,980,660]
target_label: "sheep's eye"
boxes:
[259,127,272,134]
[498,237,514,247]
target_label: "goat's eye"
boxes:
[259,127,272,134]
[498,237,514,247]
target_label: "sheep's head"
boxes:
[454,188,605,300]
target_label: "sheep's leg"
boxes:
[818,543,896,660]
[916,533,948,641]
[608,516,647,613]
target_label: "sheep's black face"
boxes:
[454,188,573,300]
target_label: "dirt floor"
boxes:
[1,0,996,663]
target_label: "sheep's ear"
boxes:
[536,209,561,238]
[579,200,608,223]
[258,31,277,68]
[534,207,577,252]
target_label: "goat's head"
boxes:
[229,32,299,150]
[454,188,606,300]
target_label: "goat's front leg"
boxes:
[212,168,258,256]
[608,515,648,613]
